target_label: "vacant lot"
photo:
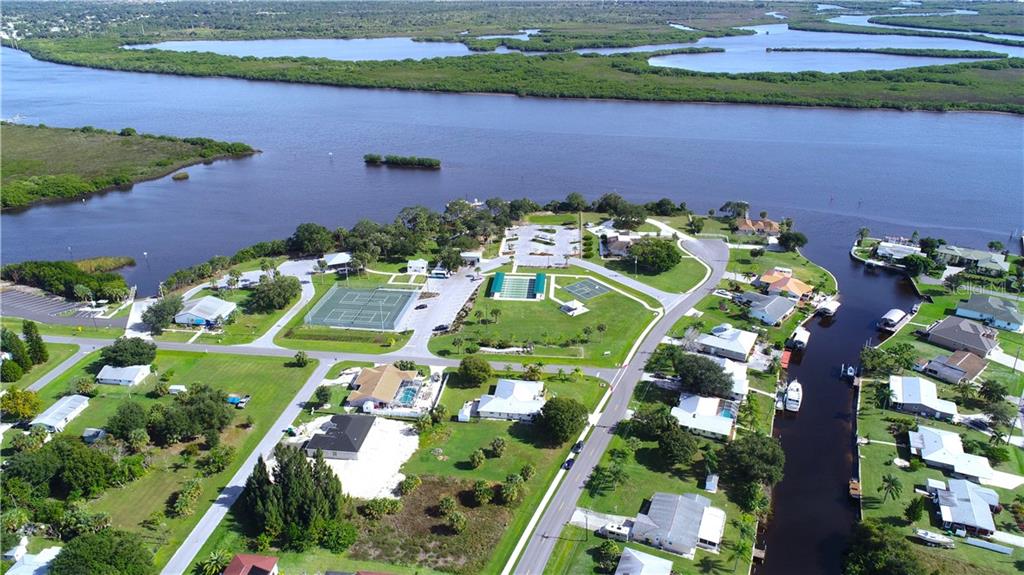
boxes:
[1,342,77,391]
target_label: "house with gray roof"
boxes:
[875,241,922,262]
[303,414,375,460]
[916,350,986,385]
[738,292,797,326]
[889,376,957,421]
[926,316,998,358]
[935,245,1010,277]
[614,548,673,575]
[931,479,999,536]
[907,426,993,483]
[174,295,237,326]
[631,492,726,558]
[30,394,89,433]
[955,294,1023,332]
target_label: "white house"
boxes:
[931,479,999,537]
[955,294,1024,333]
[407,258,428,275]
[705,355,749,400]
[889,376,958,421]
[875,241,923,261]
[696,324,758,362]
[631,492,726,558]
[908,426,994,483]
[6,546,61,575]
[169,384,188,395]
[477,379,546,421]
[614,548,673,575]
[30,394,89,433]
[96,364,151,387]
[323,252,352,270]
[670,394,736,441]
[174,295,237,326]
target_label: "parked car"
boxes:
[433,324,450,332]
[415,304,428,310]
[966,419,989,432]
[572,441,584,454]
[562,458,575,470]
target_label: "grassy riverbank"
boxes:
[868,3,1024,37]
[12,38,1024,113]
[768,47,1008,59]
[1,122,255,209]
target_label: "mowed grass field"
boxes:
[1,316,123,339]
[669,281,811,347]
[185,287,299,345]
[583,235,707,294]
[0,342,78,391]
[429,276,657,367]
[27,349,316,568]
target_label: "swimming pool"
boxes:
[722,409,735,419]
[396,386,419,406]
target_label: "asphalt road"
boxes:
[512,237,728,575]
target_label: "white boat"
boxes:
[846,365,856,379]
[914,529,955,549]
[784,380,803,412]
[817,300,841,317]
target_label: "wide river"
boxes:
[1,37,1021,575]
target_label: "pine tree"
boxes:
[312,449,344,520]
[1,328,32,371]
[274,444,318,534]
[243,456,282,536]
[22,321,48,365]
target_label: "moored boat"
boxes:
[784,380,803,412]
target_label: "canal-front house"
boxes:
[670,394,737,441]
[934,245,1010,277]
[874,241,922,262]
[734,216,780,236]
[631,492,726,558]
[734,292,797,326]
[696,324,758,362]
[925,316,998,358]
[927,478,999,537]
[908,426,993,483]
[888,376,958,421]
[955,294,1024,333]
[914,351,986,385]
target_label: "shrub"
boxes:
[362,497,402,520]
[319,519,357,553]
[398,475,422,495]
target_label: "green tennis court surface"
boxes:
[304,286,417,330]
[563,278,610,301]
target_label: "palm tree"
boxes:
[490,308,502,324]
[557,368,566,381]
[196,549,231,575]
[955,380,976,404]
[452,337,464,354]
[873,384,895,409]
[474,309,484,323]
[857,227,870,245]
[572,366,584,383]
[730,517,756,572]
[878,473,903,503]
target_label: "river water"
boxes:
[1,43,1021,575]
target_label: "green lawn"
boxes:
[1,342,77,391]
[727,249,837,294]
[669,281,810,348]
[428,279,657,367]
[185,287,300,345]
[1,316,121,339]
[25,349,316,568]
[526,212,605,226]
[654,215,769,246]
[274,273,414,353]
[582,234,707,294]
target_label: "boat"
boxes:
[878,308,907,332]
[817,300,841,317]
[784,380,803,412]
[914,529,955,549]
[845,365,857,379]
[849,479,862,500]
[788,326,810,350]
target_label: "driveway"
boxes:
[569,508,631,531]
[988,348,1024,372]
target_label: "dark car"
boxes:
[562,458,575,470]
[572,441,584,454]
[966,419,989,432]
[415,304,428,310]
[433,324,450,332]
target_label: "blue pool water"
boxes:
[722,409,735,419]
[397,387,418,405]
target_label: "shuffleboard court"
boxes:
[563,278,610,301]
[304,285,417,331]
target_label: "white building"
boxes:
[323,252,352,270]
[696,324,758,362]
[908,425,994,483]
[407,258,428,275]
[876,241,923,261]
[96,364,151,387]
[30,394,89,433]
[169,384,188,395]
[670,394,736,441]
[461,251,483,266]
[631,492,726,558]
[889,376,958,421]
[559,299,589,317]
[614,548,673,575]
[174,295,237,326]
[477,379,546,421]
[6,546,61,575]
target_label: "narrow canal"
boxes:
[755,219,922,575]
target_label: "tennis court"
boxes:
[304,286,417,331]
[563,278,610,301]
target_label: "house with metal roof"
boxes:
[915,351,986,385]
[701,354,749,401]
[955,294,1023,332]
[889,376,958,421]
[696,324,758,362]
[477,379,546,421]
[223,553,279,575]
[931,479,999,536]
[670,394,737,441]
[323,252,352,270]
[875,241,923,262]
[926,316,998,358]
[907,426,993,483]
[736,292,797,326]
[631,492,727,558]
[303,414,375,460]
[174,295,237,326]
[613,548,673,575]
[96,364,151,387]
[935,245,1010,277]
[30,394,89,433]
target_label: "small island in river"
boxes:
[0,122,256,209]
[364,153,442,169]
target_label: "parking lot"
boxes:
[1,287,93,319]
[508,224,579,268]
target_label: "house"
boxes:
[935,245,1010,277]
[6,546,61,575]
[670,394,737,441]
[875,241,923,261]
[96,364,151,387]
[931,479,1000,537]
[81,428,107,445]
[347,364,419,409]
[323,252,352,271]
[916,351,986,384]
[734,216,780,236]
[735,292,797,326]
[30,394,89,433]
[174,295,237,326]
[407,258,428,275]
[559,299,589,317]
[926,316,998,357]
[169,384,188,395]
[477,379,546,421]
[613,548,673,575]
[888,376,958,421]
[460,251,483,266]
[696,324,758,362]
[303,414,375,460]
[907,426,993,483]
[631,492,726,557]
[755,268,813,299]
[955,294,1023,332]
[223,553,280,575]
[605,232,641,257]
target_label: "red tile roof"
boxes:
[223,554,278,575]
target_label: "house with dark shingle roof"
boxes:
[916,350,986,384]
[303,414,375,460]
[926,316,998,358]
[955,294,1023,332]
